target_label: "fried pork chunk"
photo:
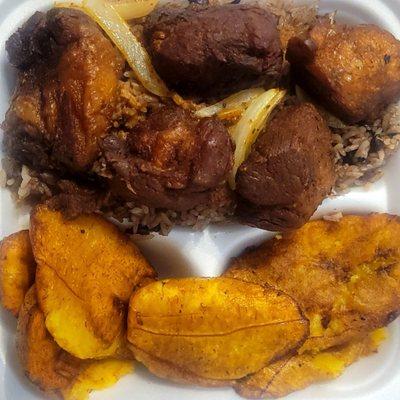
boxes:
[144,4,282,98]
[236,103,335,231]
[3,8,124,172]
[287,19,400,124]
[103,106,234,211]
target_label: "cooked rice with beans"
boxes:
[331,102,400,193]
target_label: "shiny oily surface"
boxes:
[1,0,400,400]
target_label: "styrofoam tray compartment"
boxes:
[1,0,400,399]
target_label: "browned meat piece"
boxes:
[3,8,124,172]
[287,19,400,124]
[236,103,335,231]
[102,106,234,211]
[143,4,282,98]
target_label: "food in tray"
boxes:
[17,286,133,398]
[1,0,400,399]
[2,212,400,399]
[102,105,234,211]
[128,277,308,384]
[236,102,335,230]
[225,213,400,397]
[2,0,400,233]
[225,214,400,354]
[17,285,82,392]
[235,330,386,398]
[4,8,125,172]
[1,206,150,399]
[287,17,400,124]
[31,205,156,359]
[142,3,283,97]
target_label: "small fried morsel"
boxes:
[31,205,156,359]
[225,214,400,353]
[128,278,308,384]
[0,230,36,316]
[287,19,400,123]
[235,330,386,399]
[16,286,82,393]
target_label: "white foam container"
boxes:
[1,0,400,399]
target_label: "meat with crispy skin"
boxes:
[102,106,234,211]
[3,8,125,172]
[143,4,282,98]
[236,103,335,231]
[287,18,400,124]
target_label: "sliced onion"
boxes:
[229,88,286,189]
[195,88,265,118]
[108,0,158,20]
[78,0,169,97]
[217,107,244,121]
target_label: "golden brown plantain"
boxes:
[128,277,309,385]
[225,214,400,353]
[0,230,36,316]
[16,286,83,393]
[235,329,386,399]
[31,205,156,359]
[16,286,133,399]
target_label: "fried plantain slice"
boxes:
[35,263,126,359]
[16,286,133,399]
[31,205,156,359]
[235,329,386,399]
[16,286,82,393]
[225,214,400,353]
[0,230,36,316]
[128,277,308,385]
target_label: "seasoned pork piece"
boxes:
[102,106,234,211]
[3,8,124,172]
[236,103,335,231]
[143,4,282,98]
[287,19,400,124]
